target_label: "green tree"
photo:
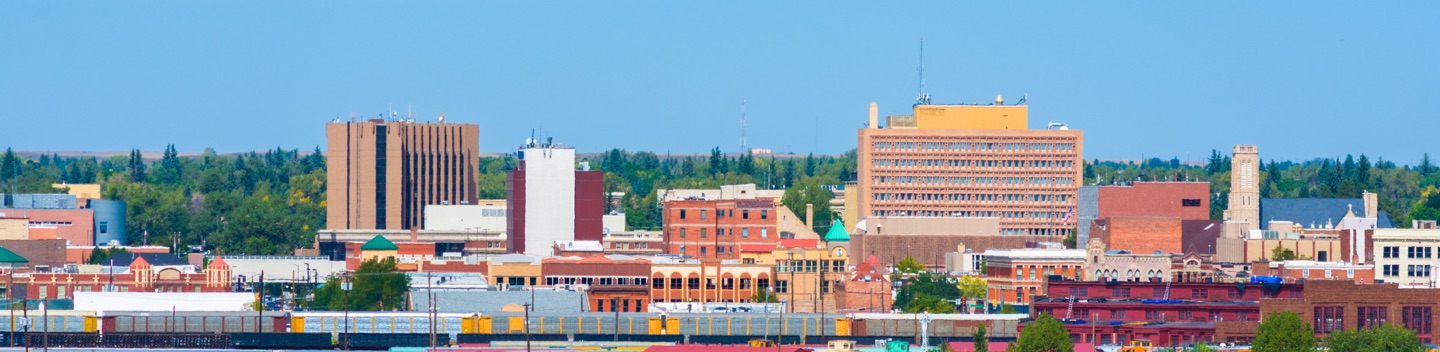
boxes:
[1326,324,1424,352]
[999,303,1017,314]
[1253,311,1319,352]
[1062,232,1076,249]
[781,177,836,234]
[1270,245,1301,261]
[751,289,780,303]
[312,257,410,311]
[895,273,959,313]
[1013,313,1073,352]
[956,276,987,313]
[1192,343,1215,352]
[897,257,926,274]
[973,324,989,352]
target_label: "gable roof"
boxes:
[823,222,850,242]
[1260,198,1395,229]
[360,235,399,251]
[105,252,189,267]
[0,246,28,264]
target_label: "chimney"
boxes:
[806,204,814,229]
[868,102,878,128]
[1363,191,1378,219]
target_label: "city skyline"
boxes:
[2,2,1437,162]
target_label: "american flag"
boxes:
[1061,207,1075,224]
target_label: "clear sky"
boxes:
[2,2,1437,163]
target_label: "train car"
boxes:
[0,309,93,332]
[290,311,480,334]
[98,310,289,333]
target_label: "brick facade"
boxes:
[1092,217,1183,254]
[1096,182,1210,220]
[662,198,779,259]
[851,233,1047,268]
[1233,280,1440,344]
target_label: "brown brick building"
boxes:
[326,119,480,230]
[1216,280,1440,344]
[1091,217,1184,254]
[856,100,1083,239]
[662,198,779,259]
[834,255,892,312]
[542,256,651,312]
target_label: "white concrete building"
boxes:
[1372,228,1440,287]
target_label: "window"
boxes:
[1182,199,1202,207]
[761,229,768,238]
[670,278,682,289]
[1359,306,1389,329]
[1191,289,1209,299]
[700,229,708,239]
[700,210,707,220]
[1229,289,1241,299]
[757,278,769,290]
[700,247,707,257]
[722,278,734,289]
[679,228,687,239]
[1111,309,1127,320]
[705,278,716,289]
[1404,306,1432,334]
[38,286,47,299]
[1112,288,1130,298]
[99,221,108,234]
[761,210,769,219]
[1069,287,1089,298]
[1384,265,1401,277]
[680,210,687,219]
[1314,306,1344,334]
[653,279,664,289]
[1384,246,1401,258]
[776,280,788,293]
[739,278,752,289]
[742,228,750,238]
[743,210,750,219]
[687,278,700,289]
[1409,265,1432,277]
[1153,288,1167,299]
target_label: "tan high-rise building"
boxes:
[856,97,1083,239]
[326,119,480,230]
[1224,144,1260,232]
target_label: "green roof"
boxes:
[823,221,850,242]
[0,246,28,264]
[360,235,399,251]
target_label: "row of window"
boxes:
[1382,246,1437,259]
[1062,286,1298,300]
[871,192,1072,204]
[871,158,1077,170]
[655,277,770,290]
[675,227,769,239]
[872,141,1075,153]
[776,259,847,273]
[543,276,649,287]
[676,209,769,221]
[872,175,1076,187]
[1380,264,1434,277]
[1315,306,1432,335]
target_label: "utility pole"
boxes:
[778,298,786,351]
[257,271,264,345]
[342,276,351,350]
[612,298,620,342]
[523,303,532,352]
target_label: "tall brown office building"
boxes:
[326,119,480,230]
[856,97,1084,239]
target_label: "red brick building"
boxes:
[1216,280,1440,344]
[834,255,892,313]
[1034,279,1305,345]
[663,198,779,259]
[1091,217,1183,255]
[2,209,95,246]
[1250,261,1374,283]
[542,256,651,312]
[1096,182,1210,220]
[6,256,232,300]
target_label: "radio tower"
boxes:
[916,38,931,105]
[740,99,747,154]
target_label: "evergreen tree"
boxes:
[1326,324,1424,352]
[973,324,989,352]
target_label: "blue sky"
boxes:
[2,2,1437,163]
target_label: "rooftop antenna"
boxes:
[915,37,931,105]
[740,99,747,154]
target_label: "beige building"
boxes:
[1371,229,1440,287]
[53,183,101,207]
[739,240,849,313]
[856,99,1083,239]
[0,217,27,240]
[1224,144,1260,234]
[326,119,480,230]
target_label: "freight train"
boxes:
[0,309,1024,340]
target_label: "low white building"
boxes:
[1371,228,1440,287]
